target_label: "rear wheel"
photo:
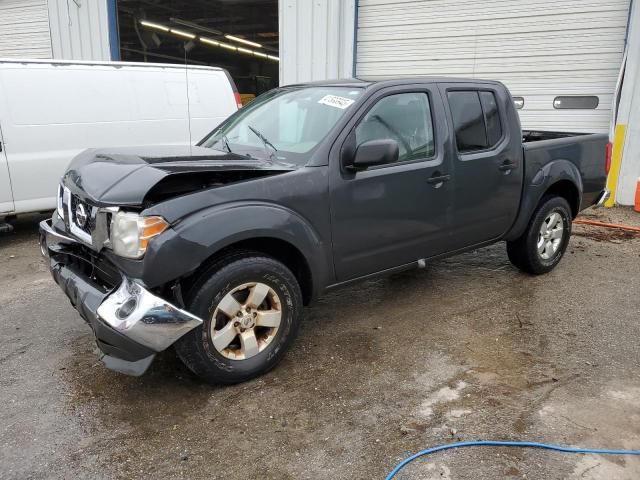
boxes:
[175,253,303,384]
[507,196,572,275]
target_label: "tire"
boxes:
[506,196,572,275]
[175,252,303,384]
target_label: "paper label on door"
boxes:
[317,95,355,109]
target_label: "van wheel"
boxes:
[175,253,303,384]
[506,196,572,275]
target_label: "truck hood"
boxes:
[62,145,297,207]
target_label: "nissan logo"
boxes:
[75,203,88,228]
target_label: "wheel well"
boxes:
[182,237,314,305]
[543,180,580,218]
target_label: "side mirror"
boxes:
[347,139,399,171]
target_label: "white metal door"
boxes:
[0,124,14,214]
[356,0,630,133]
[0,0,53,59]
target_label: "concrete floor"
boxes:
[1,208,639,480]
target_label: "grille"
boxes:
[70,194,95,235]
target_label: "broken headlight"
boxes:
[110,211,169,259]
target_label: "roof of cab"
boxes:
[286,77,504,89]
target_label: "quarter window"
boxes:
[479,91,502,146]
[355,92,435,164]
[447,90,504,152]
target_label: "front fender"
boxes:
[505,159,582,241]
[140,202,330,293]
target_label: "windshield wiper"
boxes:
[209,135,232,153]
[221,135,232,153]
[248,125,278,161]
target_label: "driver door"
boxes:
[329,86,453,281]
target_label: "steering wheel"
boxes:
[370,114,412,154]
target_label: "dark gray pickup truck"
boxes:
[40,78,610,383]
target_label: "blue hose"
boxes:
[385,440,640,479]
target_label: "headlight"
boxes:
[110,211,169,259]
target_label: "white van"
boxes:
[0,59,240,217]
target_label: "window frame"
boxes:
[445,87,507,157]
[346,90,438,171]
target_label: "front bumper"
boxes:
[39,218,203,376]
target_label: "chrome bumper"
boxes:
[96,276,202,352]
[39,218,203,375]
[594,189,610,208]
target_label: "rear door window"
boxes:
[447,90,503,152]
[447,91,487,152]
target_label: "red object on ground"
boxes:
[635,178,640,213]
[574,218,640,232]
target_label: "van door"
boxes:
[0,124,14,214]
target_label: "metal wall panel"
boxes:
[356,0,631,133]
[48,0,110,61]
[615,0,639,205]
[0,0,53,58]
[280,0,355,86]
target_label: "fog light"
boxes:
[116,297,138,319]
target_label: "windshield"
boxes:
[200,86,363,165]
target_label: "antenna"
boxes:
[183,41,194,155]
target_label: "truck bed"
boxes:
[522,130,608,211]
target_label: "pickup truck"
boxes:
[40,78,610,384]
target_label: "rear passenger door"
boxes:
[440,84,522,249]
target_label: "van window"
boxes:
[447,91,487,152]
[355,92,434,164]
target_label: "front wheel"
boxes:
[507,196,572,275]
[175,253,303,384]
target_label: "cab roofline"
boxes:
[284,76,505,90]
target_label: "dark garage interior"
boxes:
[116,0,279,101]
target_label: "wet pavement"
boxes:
[1,209,640,480]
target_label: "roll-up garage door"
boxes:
[356,0,630,133]
[0,0,52,59]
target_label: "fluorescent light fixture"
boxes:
[200,37,220,46]
[218,42,237,51]
[225,35,262,48]
[267,55,280,61]
[237,47,254,54]
[170,28,196,39]
[140,20,169,32]
[170,17,223,36]
[253,51,268,58]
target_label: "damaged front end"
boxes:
[40,217,202,376]
[40,145,297,375]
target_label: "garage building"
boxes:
[0,0,638,206]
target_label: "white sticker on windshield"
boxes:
[318,95,355,109]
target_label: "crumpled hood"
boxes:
[62,145,296,207]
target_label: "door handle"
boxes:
[426,173,451,187]
[498,161,515,172]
